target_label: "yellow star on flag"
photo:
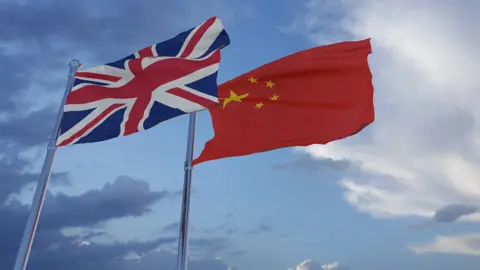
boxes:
[265,80,275,88]
[255,102,264,109]
[222,90,249,108]
[270,94,279,101]
[248,77,258,83]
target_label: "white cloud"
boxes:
[410,233,480,257]
[118,249,233,270]
[294,0,480,222]
[291,259,322,270]
[289,260,348,270]
[321,262,346,270]
[281,0,349,45]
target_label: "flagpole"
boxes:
[176,112,197,270]
[13,59,81,270]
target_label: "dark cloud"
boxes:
[0,54,30,112]
[223,226,239,235]
[248,223,274,234]
[0,152,69,204]
[41,176,169,229]
[155,224,235,258]
[0,175,231,269]
[163,222,182,232]
[273,155,352,172]
[433,204,479,223]
[228,249,247,257]
[163,220,238,236]
[203,223,239,236]
[0,106,57,147]
[77,230,109,240]
[0,155,38,203]
[117,250,231,270]
[161,222,200,235]
[189,237,230,255]
[0,175,173,268]
[48,171,72,187]
[28,236,232,270]
[23,227,231,270]
[31,236,177,270]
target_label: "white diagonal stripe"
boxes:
[187,18,224,59]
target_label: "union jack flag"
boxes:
[57,17,230,147]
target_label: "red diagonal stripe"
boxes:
[180,17,216,58]
[75,72,121,82]
[66,50,220,105]
[58,104,124,147]
[137,46,154,58]
[166,87,218,109]
[124,95,151,135]
[127,58,143,75]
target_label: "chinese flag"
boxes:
[194,39,374,165]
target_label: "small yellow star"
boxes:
[270,94,279,101]
[255,102,264,109]
[248,77,258,83]
[221,90,249,108]
[265,80,275,88]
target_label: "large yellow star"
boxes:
[255,102,264,109]
[222,90,249,108]
[248,76,258,83]
[265,80,275,88]
[270,94,279,101]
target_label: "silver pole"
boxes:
[176,112,197,270]
[13,59,81,270]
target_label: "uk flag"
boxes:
[57,17,230,147]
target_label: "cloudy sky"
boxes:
[1,0,479,270]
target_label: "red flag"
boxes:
[194,39,374,165]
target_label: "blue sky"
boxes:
[1,1,480,270]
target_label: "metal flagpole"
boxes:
[13,59,81,270]
[176,112,197,270]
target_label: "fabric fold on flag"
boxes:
[57,16,230,147]
[193,39,374,165]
